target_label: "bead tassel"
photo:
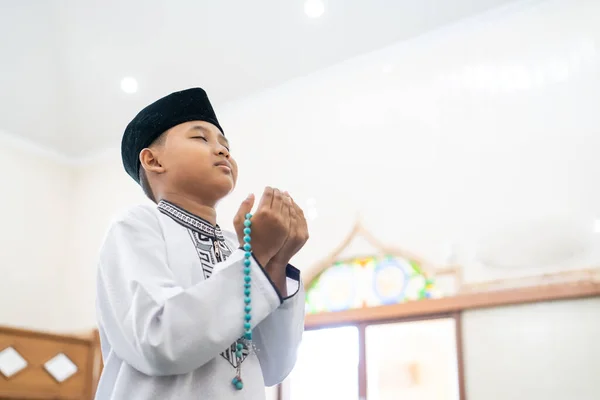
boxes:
[233,213,253,390]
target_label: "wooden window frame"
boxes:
[278,281,600,400]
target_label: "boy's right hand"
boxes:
[234,187,292,267]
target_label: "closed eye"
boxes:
[191,136,208,142]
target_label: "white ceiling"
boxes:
[0,0,518,157]
[1,0,599,276]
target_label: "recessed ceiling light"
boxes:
[304,0,325,18]
[120,77,138,94]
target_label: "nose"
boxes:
[216,143,230,158]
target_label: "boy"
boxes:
[95,88,308,399]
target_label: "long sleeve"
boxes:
[253,266,305,386]
[96,206,281,377]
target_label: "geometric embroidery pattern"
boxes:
[221,341,250,369]
[158,200,226,240]
[157,200,248,369]
[187,231,218,279]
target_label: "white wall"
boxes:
[67,152,149,330]
[32,0,600,330]
[463,298,600,400]
[0,132,74,331]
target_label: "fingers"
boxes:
[257,187,274,210]
[282,191,295,227]
[234,194,255,224]
[296,202,307,230]
[272,188,284,211]
[286,195,304,223]
[287,195,297,235]
[283,192,296,221]
[288,195,297,220]
[242,193,255,212]
[288,195,308,240]
[233,194,255,244]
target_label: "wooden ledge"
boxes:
[305,281,600,329]
[0,325,93,346]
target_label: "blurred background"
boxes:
[1,0,599,399]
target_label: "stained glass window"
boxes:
[305,255,441,314]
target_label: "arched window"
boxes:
[277,221,464,400]
[305,254,440,315]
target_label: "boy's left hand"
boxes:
[268,192,309,268]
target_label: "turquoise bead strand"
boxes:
[233,213,253,391]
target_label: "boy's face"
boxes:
[158,120,238,202]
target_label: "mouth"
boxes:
[214,160,232,171]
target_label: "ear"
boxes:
[139,148,165,174]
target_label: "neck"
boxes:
[159,192,217,225]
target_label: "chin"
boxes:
[215,179,236,198]
[186,177,234,204]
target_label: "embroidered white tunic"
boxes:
[94,200,305,400]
